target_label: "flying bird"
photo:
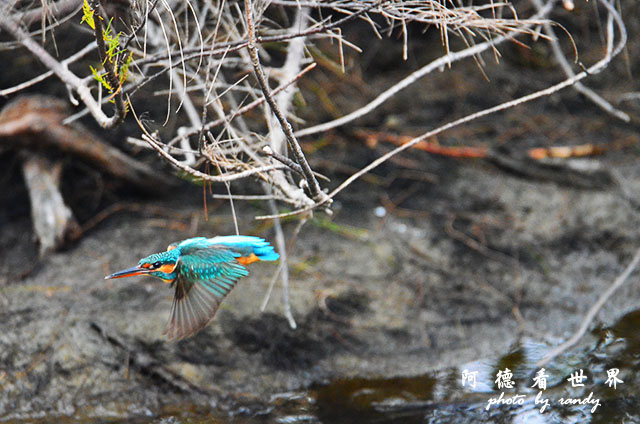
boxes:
[105,236,279,340]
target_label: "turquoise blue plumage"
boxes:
[105,236,279,340]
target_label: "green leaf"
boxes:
[90,65,112,91]
[80,0,95,30]
[119,52,133,85]
[102,28,122,62]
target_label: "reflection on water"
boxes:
[248,308,640,423]
[11,310,640,423]
[265,306,640,424]
[312,374,438,423]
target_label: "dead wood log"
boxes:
[0,95,177,254]
[21,154,81,255]
[0,95,175,192]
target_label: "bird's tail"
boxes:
[209,236,280,261]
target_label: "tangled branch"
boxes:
[0,0,630,217]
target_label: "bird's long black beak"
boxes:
[105,266,150,280]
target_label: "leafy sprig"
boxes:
[81,0,132,93]
[80,0,95,30]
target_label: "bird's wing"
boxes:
[164,246,249,340]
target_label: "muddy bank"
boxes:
[1,142,640,421]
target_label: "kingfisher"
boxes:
[105,236,279,340]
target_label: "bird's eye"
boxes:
[152,261,162,269]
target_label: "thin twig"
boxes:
[171,68,198,164]
[269,198,296,329]
[88,0,127,125]
[15,0,81,27]
[262,145,306,176]
[166,63,317,148]
[268,6,310,156]
[135,1,378,67]
[120,0,162,54]
[530,0,630,122]
[206,133,240,235]
[0,42,95,97]
[143,133,285,182]
[129,101,287,182]
[244,0,329,205]
[262,146,332,182]
[260,208,307,320]
[211,193,286,201]
[536,247,640,368]
[260,259,285,312]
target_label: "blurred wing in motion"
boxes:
[164,246,249,340]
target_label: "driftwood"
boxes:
[355,130,617,190]
[21,154,81,255]
[486,149,616,190]
[0,96,174,191]
[0,95,176,255]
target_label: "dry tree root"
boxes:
[0,95,176,254]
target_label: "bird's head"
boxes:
[105,249,180,283]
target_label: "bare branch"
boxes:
[244,0,329,205]
[530,0,630,122]
[166,63,317,149]
[0,42,95,96]
[0,11,124,129]
[142,133,287,183]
